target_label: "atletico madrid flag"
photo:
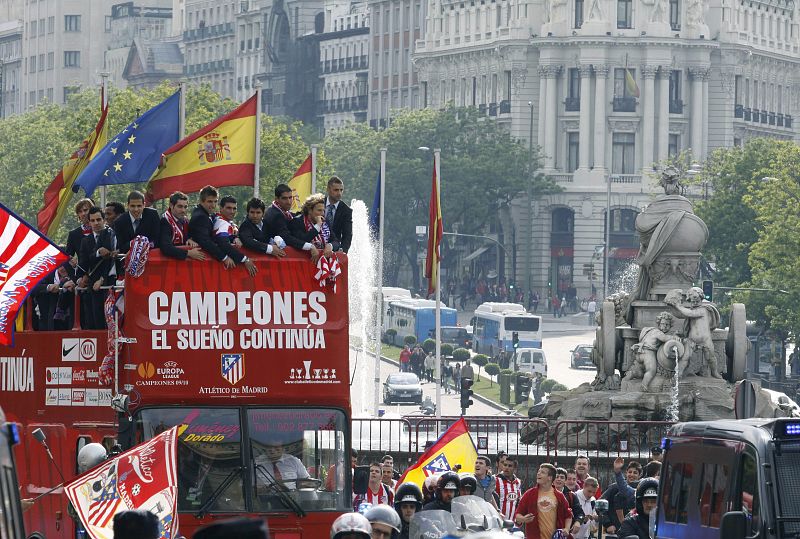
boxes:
[0,202,69,345]
[424,154,443,296]
[288,154,313,212]
[65,426,180,539]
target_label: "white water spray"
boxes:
[347,200,378,417]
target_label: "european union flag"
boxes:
[73,90,180,197]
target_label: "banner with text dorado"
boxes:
[123,252,349,405]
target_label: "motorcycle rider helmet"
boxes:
[458,472,478,495]
[635,477,660,515]
[77,443,108,473]
[436,471,461,495]
[364,504,401,532]
[394,482,423,510]
[330,512,371,539]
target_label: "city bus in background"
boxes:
[0,250,351,538]
[382,298,457,347]
[471,302,542,357]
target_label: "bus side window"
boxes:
[698,462,729,528]
[662,461,693,524]
[740,451,761,537]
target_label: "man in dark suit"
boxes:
[77,206,118,329]
[239,197,286,258]
[112,191,161,254]
[324,176,353,253]
[158,191,206,261]
[264,183,311,252]
[64,198,94,258]
[188,185,256,276]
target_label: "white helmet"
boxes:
[364,504,402,532]
[330,512,371,539]
[77,443,107,473]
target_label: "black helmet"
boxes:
[635,477,659,515]
[394,482,423,510]
[458,472,478,495]
[436,471,461,494]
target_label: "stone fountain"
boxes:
[542,167,759,424]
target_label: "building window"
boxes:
[63,86,79,102]
[48,16,54,33]
[38,18,44,36]
[668,134,679,157]
[575,0,584,28]
[669,0,680,29]
[567,133,580,173]
[38,53,44,71]
[566,68,580,111]
[29,20,36,36]
[65,15,81,32]
[669,70,683,113]
[47,52,53,69]
[28,55,35,73]
[46,88,53,102]
[64,51,80,68]
[613,68,638,111]
[612,133,636,174]
[617,0,633,28]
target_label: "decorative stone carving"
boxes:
[642,0,669,23]
[511,66,528,96]
[550,0,568,23]
[538,64,563,78]
[719,69,735,98]
[686,0,707,29]
[607,118,641,132]
[641,65,660,79]
[578,64,593,78]
[688,66,710,81]
[594,64,610,78]
[586,0,606,22]
[626,311,679,392]
[562,119,580,130]
[664,287,722,379]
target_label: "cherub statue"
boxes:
[665,287,722,378]
[628,312,674,391]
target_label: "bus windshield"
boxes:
[504,317,540,332]
[135,407,349,514]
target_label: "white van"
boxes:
[515,347,547,377]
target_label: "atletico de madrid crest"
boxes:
[422,453,451,477]
[221,353,244,385]
[197,131,232,165]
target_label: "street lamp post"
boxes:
[527,102,535,295]
[604,173,611,299]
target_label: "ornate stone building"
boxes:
[413,0,800,301]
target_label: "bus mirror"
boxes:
[719,511,747,539]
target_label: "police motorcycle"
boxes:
[408,495,518,538]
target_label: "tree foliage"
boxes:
[322,107,557,288]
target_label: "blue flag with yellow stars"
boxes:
[73,90,180,196]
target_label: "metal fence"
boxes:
[352,416,674,487]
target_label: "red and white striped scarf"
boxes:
[272,201,293,221]
[314,254,341,294]
[303,215,330,249]
[163,210,187,246]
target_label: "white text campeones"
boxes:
[148,291,328,326]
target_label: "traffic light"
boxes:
[702,280,713,302]
[460,378,474,414]
[512,332,520,349]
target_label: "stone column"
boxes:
[641,65,659,171]
[689,66,708,160]
[593,64,609,171]
[657,66,670,162]
[544,65,562,169]
[702,68,709,159]
[537,64,547,149]
[578,64,593,170]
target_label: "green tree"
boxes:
[322,107,556,288]
[472,354,489,380]
[484,362,500,386]
[452,348,470,362]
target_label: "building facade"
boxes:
[367,0,427,127]
[0,20,22,117]
[414,0,800,302]
[183,0,236,98]
[317,0,369,134]
[233,0,265,103]
[20,0,112,107]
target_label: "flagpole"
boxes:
[434,148,442,421]
[374,148,387,416]
[178,80,186,138]
[311,144,318,191]
[99,72,109,207]
[254,82,263,198]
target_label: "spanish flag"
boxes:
[398,418,477,489]
[37,103,108,234]
[625,68,640,98]
[424,153,443,296]
[147,94,257,201]
[288,154,313,212]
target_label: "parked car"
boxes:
[570,344,594,368]
[437,326,472,349]
[383,373,423,404]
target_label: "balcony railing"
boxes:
[489,102,498,116]
[669,99,683,114]
[610,174,642,184]
[760,110,768,124]
[612,96,637,112]
[743,107,751,121]
[478,103,487,114]
[769,112,776,125]
[499,100,511,114]
[565,97,580,112]
[734,104,743,118]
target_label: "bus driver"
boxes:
[254,437,310,492]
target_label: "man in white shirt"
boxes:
[254,440,309,492]
[587,299,597,326]
[573,476,599,539]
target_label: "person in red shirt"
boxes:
[399,346,411,372]
[514,463,573,539]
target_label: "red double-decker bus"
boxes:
[1,250,350,538]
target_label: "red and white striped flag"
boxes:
[65,426,180,539]
[0,202,69,345]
